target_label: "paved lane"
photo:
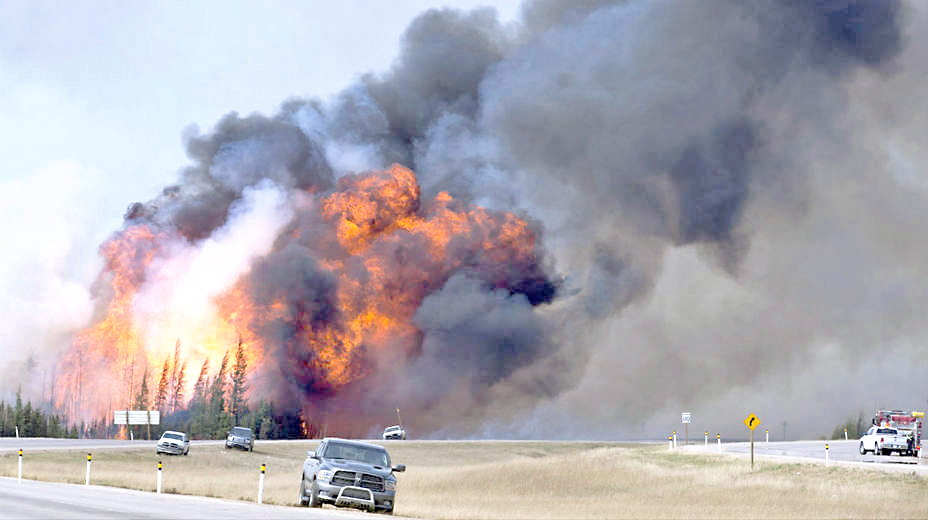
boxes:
[683,439,928,475]
[0,437,220,454]
[0,477,383,519]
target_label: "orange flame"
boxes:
[57,164,543,422]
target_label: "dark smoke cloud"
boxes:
[127,111,332,241]
[87,0,928,438]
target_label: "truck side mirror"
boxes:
[392,464,406,472]
[307,450,316,459]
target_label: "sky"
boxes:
[3,0,928,440]
[0,0,521,394]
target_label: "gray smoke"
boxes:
[60,0,928,438]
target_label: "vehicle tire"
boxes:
[298,475,309,506]
[882,448,891,456]
[308,479,321,507]
[225,443,230,449]
[859,442,866,455]
[184,447,189,456]
[249,445,253,452]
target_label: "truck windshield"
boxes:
[163,432,184,440]
[324,442,390,467]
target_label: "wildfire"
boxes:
[57,164,550,424]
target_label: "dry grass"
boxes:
[2,441,928,519]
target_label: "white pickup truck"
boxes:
[859,426,912,456]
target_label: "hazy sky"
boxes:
[0,0,520,206]
[0,0,520,356]
[0,1,520,401]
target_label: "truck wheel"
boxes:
[300,477,321,508]
[298,475,309,506]
[859,442,866,455]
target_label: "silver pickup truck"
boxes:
[859,426,912,456]
[299,437,405,514]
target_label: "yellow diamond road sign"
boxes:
[744,413,760,431]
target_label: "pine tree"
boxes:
[190,358,210,409]
[205,350,232,438]
[156,358,170,411]
[133,365,150,410]
[14,388,23,434]
[172,359,187,413]
[229,338,249,424]
[169,340,182,412]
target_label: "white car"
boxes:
[157,430,190,455]
[859,426,911,456]
[382,425,407,440]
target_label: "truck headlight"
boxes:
[385,477,396,491]
[318,470,334,482]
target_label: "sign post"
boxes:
[18,449,22,483]
[744,413,761,470]
[85,454,92,486]
[114,410,161,439]
[257,464,266,504]
[157,461,163,494]
[681,412,691,446]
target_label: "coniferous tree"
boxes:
[133,365,150,411]
[22,401,33,436]
[155,358,170,411]
[190,358,210,408]
[14,389,23,433]
[169,340,182,412]
[204,350,232,438]
[172,359,187,413]
[229,338,249,424]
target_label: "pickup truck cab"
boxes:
[859,426,912,456]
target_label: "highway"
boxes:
[683,439,928,475]
[0,476,382,519]
[0,437,219,454]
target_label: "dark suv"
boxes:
[225,426,254,451]
[299,437,405,514]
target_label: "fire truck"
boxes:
[871,410,924,456]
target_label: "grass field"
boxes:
[2,440,928,519]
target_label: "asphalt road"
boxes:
[0,476,383,519]
[0,438,388,519]
[683,439,928,475]
[0,437,219,454]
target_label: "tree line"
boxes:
[0,390,79,438]
[121,338,316,440]
[5,340,319,441]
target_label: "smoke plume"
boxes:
[36,0,928,438]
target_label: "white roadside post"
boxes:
[257,464,266,504]
[18,449,23,483]
[672,431,677,449]
[15,425,19,438]
[157,461,163,494]
[717,433,721,455]
[668,435,673,450]
[705,431,708,447]
[85,454,92,486]
[844,428,848,441]
[825,443,830,468]
[766,429,769,445]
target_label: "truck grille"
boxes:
[360,474,384,492]
[330,471,385,492]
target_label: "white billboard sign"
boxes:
[113,410,160,425]
[681,412,692,424]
